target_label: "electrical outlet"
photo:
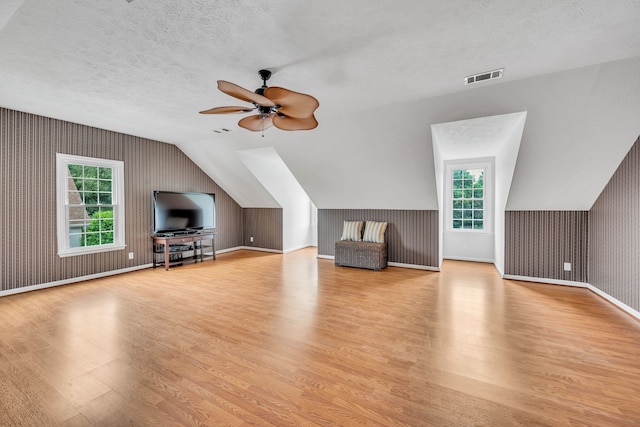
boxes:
[563,262,571,271]
[250,236,254,243]
[128,252,134,260]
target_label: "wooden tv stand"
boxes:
[151,232,216,271]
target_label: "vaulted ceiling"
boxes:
[2,0,640,210]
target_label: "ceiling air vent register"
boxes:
[465,68,504,85]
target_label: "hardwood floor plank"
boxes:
[1,250,640,426]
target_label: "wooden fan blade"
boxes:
[218,80,275,107]
[264,87,319,119]
[272,114,318,131]
[199,106,255,114]
[238,114,274,132]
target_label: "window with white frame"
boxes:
[56,153,125,256]
[452,168,484,230]
[446,161,492,232]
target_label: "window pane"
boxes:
[463,200,472,209]
[84,192,98,205]
[68,164,84,178]
[463,179,473,188]
[453,179,463,189]
[68,177,82,192]
[473,200,483,209]
[453,200,462,209]
[86,206,99,217]
[453,170,463,179]
[68,190,83,206]
[69,219,85,228]
[98,167,112,180]
[99,193,112,204]
[464,189,472,198]
[463,210,473,219]
[84,179,98,192]
[84,166,98,178]
[98,180,112,192]
[69,233,85,248]
[453,189,463,199]
[474,220,484,230]
[473,210,483,219]
[101,232,114,244]
[69,206,87,221]
[463,220,473,229]
[453,220,462,229]
[474,189,483,199]
[99,215,114,232]
[85,232,101,246]
[453,209,462,219]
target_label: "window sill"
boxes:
[58,244,126,257]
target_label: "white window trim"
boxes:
[56,153,126,257]
[444,159,493,234]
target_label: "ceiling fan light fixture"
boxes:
[200,69,319,134]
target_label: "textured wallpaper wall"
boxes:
[0,108,243,291]
[318,209,439,267]
[504,211,589,282]
[590,136,640,312]
[243,208,283,250]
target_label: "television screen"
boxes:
[152,191,215,234]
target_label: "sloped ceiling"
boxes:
[1,1,640,210]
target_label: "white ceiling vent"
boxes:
[465,68,504,85]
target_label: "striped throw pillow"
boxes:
[362,221,388,243]
[340,220,363,241]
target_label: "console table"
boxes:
[151,232,216,271]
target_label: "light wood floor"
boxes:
[2,249,640,426]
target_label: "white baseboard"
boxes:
[503,274,588,288]
[214,246,244,255]
[239,246,283,253]
[315,255,439,271]
[216,246,283,254]
[283,245,315,253]
[387,262,440,271]
[444,256,494,263]
[585,283,640,321]
[0,264,153,298]
[503,274,640,321]
[494,263,505,278]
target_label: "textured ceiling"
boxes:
[2,0,639,143]
[432,113,527,160]
[1,1,640,209]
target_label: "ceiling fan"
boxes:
[199,69,319,135]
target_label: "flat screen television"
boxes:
[152,191,216,234]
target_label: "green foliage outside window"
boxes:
[84,210,114,246]
[452,168,484,230]
[67,164,115,246]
